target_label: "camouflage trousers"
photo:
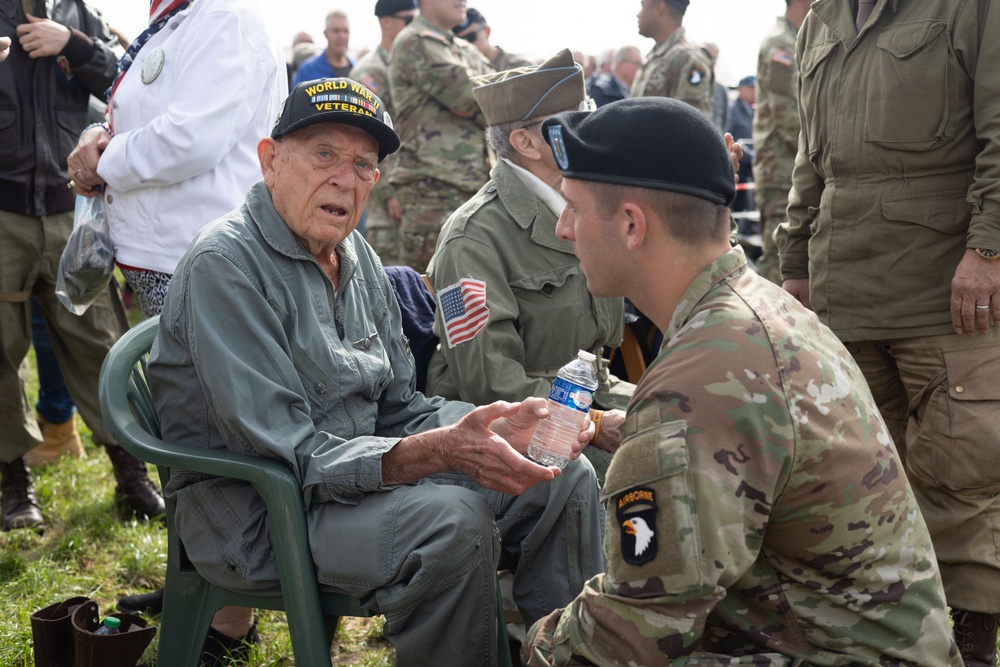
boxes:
[394,179,477,273]
[846,327,1000,613]
[365,184,400,266]
[753,188,788,286]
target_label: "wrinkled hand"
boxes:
[387,196,401,221]
[67,125,110,196]
[951,249,1000,335]
[444,400,561,496]
[724,132,743,185]
[782,277,812,311]
[17,15,71,59]
[591,409,625,454]
[0,36,11,63]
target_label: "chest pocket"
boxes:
[601,405,702,595]
[797,40,838,158]
[867,20,950,150]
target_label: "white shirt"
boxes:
[98,0,287,274]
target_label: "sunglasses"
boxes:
[458,28,481,42]
[391,13,414,25]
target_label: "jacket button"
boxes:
[542,284,553,295]
[955,385,965,394]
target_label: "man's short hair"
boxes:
[592,183,731,245]
[325,9,349,27]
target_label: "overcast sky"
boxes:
[88,0,787,87]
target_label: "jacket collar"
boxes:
[492,160,575,255]
[810,0,900,44]
[665,245,748,340]
[245,180,359,286]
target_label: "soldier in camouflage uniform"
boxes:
[526,97,961,666]
[750,0,808,285]
[350,0,416,264]
[388,0,492,271]
[630,0,714,118]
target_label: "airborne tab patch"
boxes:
[617,486,658,566]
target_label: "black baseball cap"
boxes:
[271,78,400,162]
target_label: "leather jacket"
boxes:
[0,0,117,216]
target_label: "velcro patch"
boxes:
[617,487,658,566]
[688,66,705,85]
[771,50,794,67]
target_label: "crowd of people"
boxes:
[3,0,999,666]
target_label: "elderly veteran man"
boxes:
[147,77,604,665]
[523,97,961,666]
[426,49,631,481]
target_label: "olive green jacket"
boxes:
[775,0,1000,341]
[425,160,630,409]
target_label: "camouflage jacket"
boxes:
[525,247,960,667]
[388,14,491,191]
[751,16,799,192]
[350,45,398,229]
[630,26,714,118]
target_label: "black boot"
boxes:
[0,457,45,531]
[116,588,164,617]
[952,608,998,667]
[200,624,260,666]
[103,446,165,520]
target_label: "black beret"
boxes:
[542,97,735,206]
[664,0,689,12]
[374,0,416,17]
[453,7,486,34]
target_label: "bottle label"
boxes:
[549,377,594,412]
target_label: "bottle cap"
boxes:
[577,350,596,362]
[103,617,122,629]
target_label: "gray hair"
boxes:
[485,119,526,162]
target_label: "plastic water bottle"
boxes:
[527,350,599,468]
[94,616,121,635]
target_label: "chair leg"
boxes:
[324,615,340,648]
[496,575,514,667]
[156,576,218,667]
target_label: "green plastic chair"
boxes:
[98,316,514,667]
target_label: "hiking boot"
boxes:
[104,445,165,520]
[952,608,998,667]
[25,414,87,469]
[0,457,45,532]
[201,624,260,666]
[117,588,164,617]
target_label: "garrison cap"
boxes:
[471,49,587,126]
[542,96,736,206]
[374,0,417,17]
[271,77,400,163]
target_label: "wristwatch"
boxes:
[974,248,1000,260]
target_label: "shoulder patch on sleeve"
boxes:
[418,28,450,45]
[617,487,658,566]
[438,278,489,348]
[688,65,706,86]
[358,74,381,94]
[771,49,794,67]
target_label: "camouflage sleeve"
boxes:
[429,230,551,403]
[526,358,789,665]
[757,40,799,156]
[644,48,714,118]
[392,30,482,117]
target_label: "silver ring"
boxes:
[976,304,991,310]
[72,168,83,176]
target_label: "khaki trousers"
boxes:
[0,210,128,459]
[846,328,1000,613]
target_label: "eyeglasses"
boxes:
[391,13,414,25]
[458,28,481,42]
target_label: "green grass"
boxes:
[1,345,395,665]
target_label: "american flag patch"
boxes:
[439,279,489,348]
[771,50,794,67]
